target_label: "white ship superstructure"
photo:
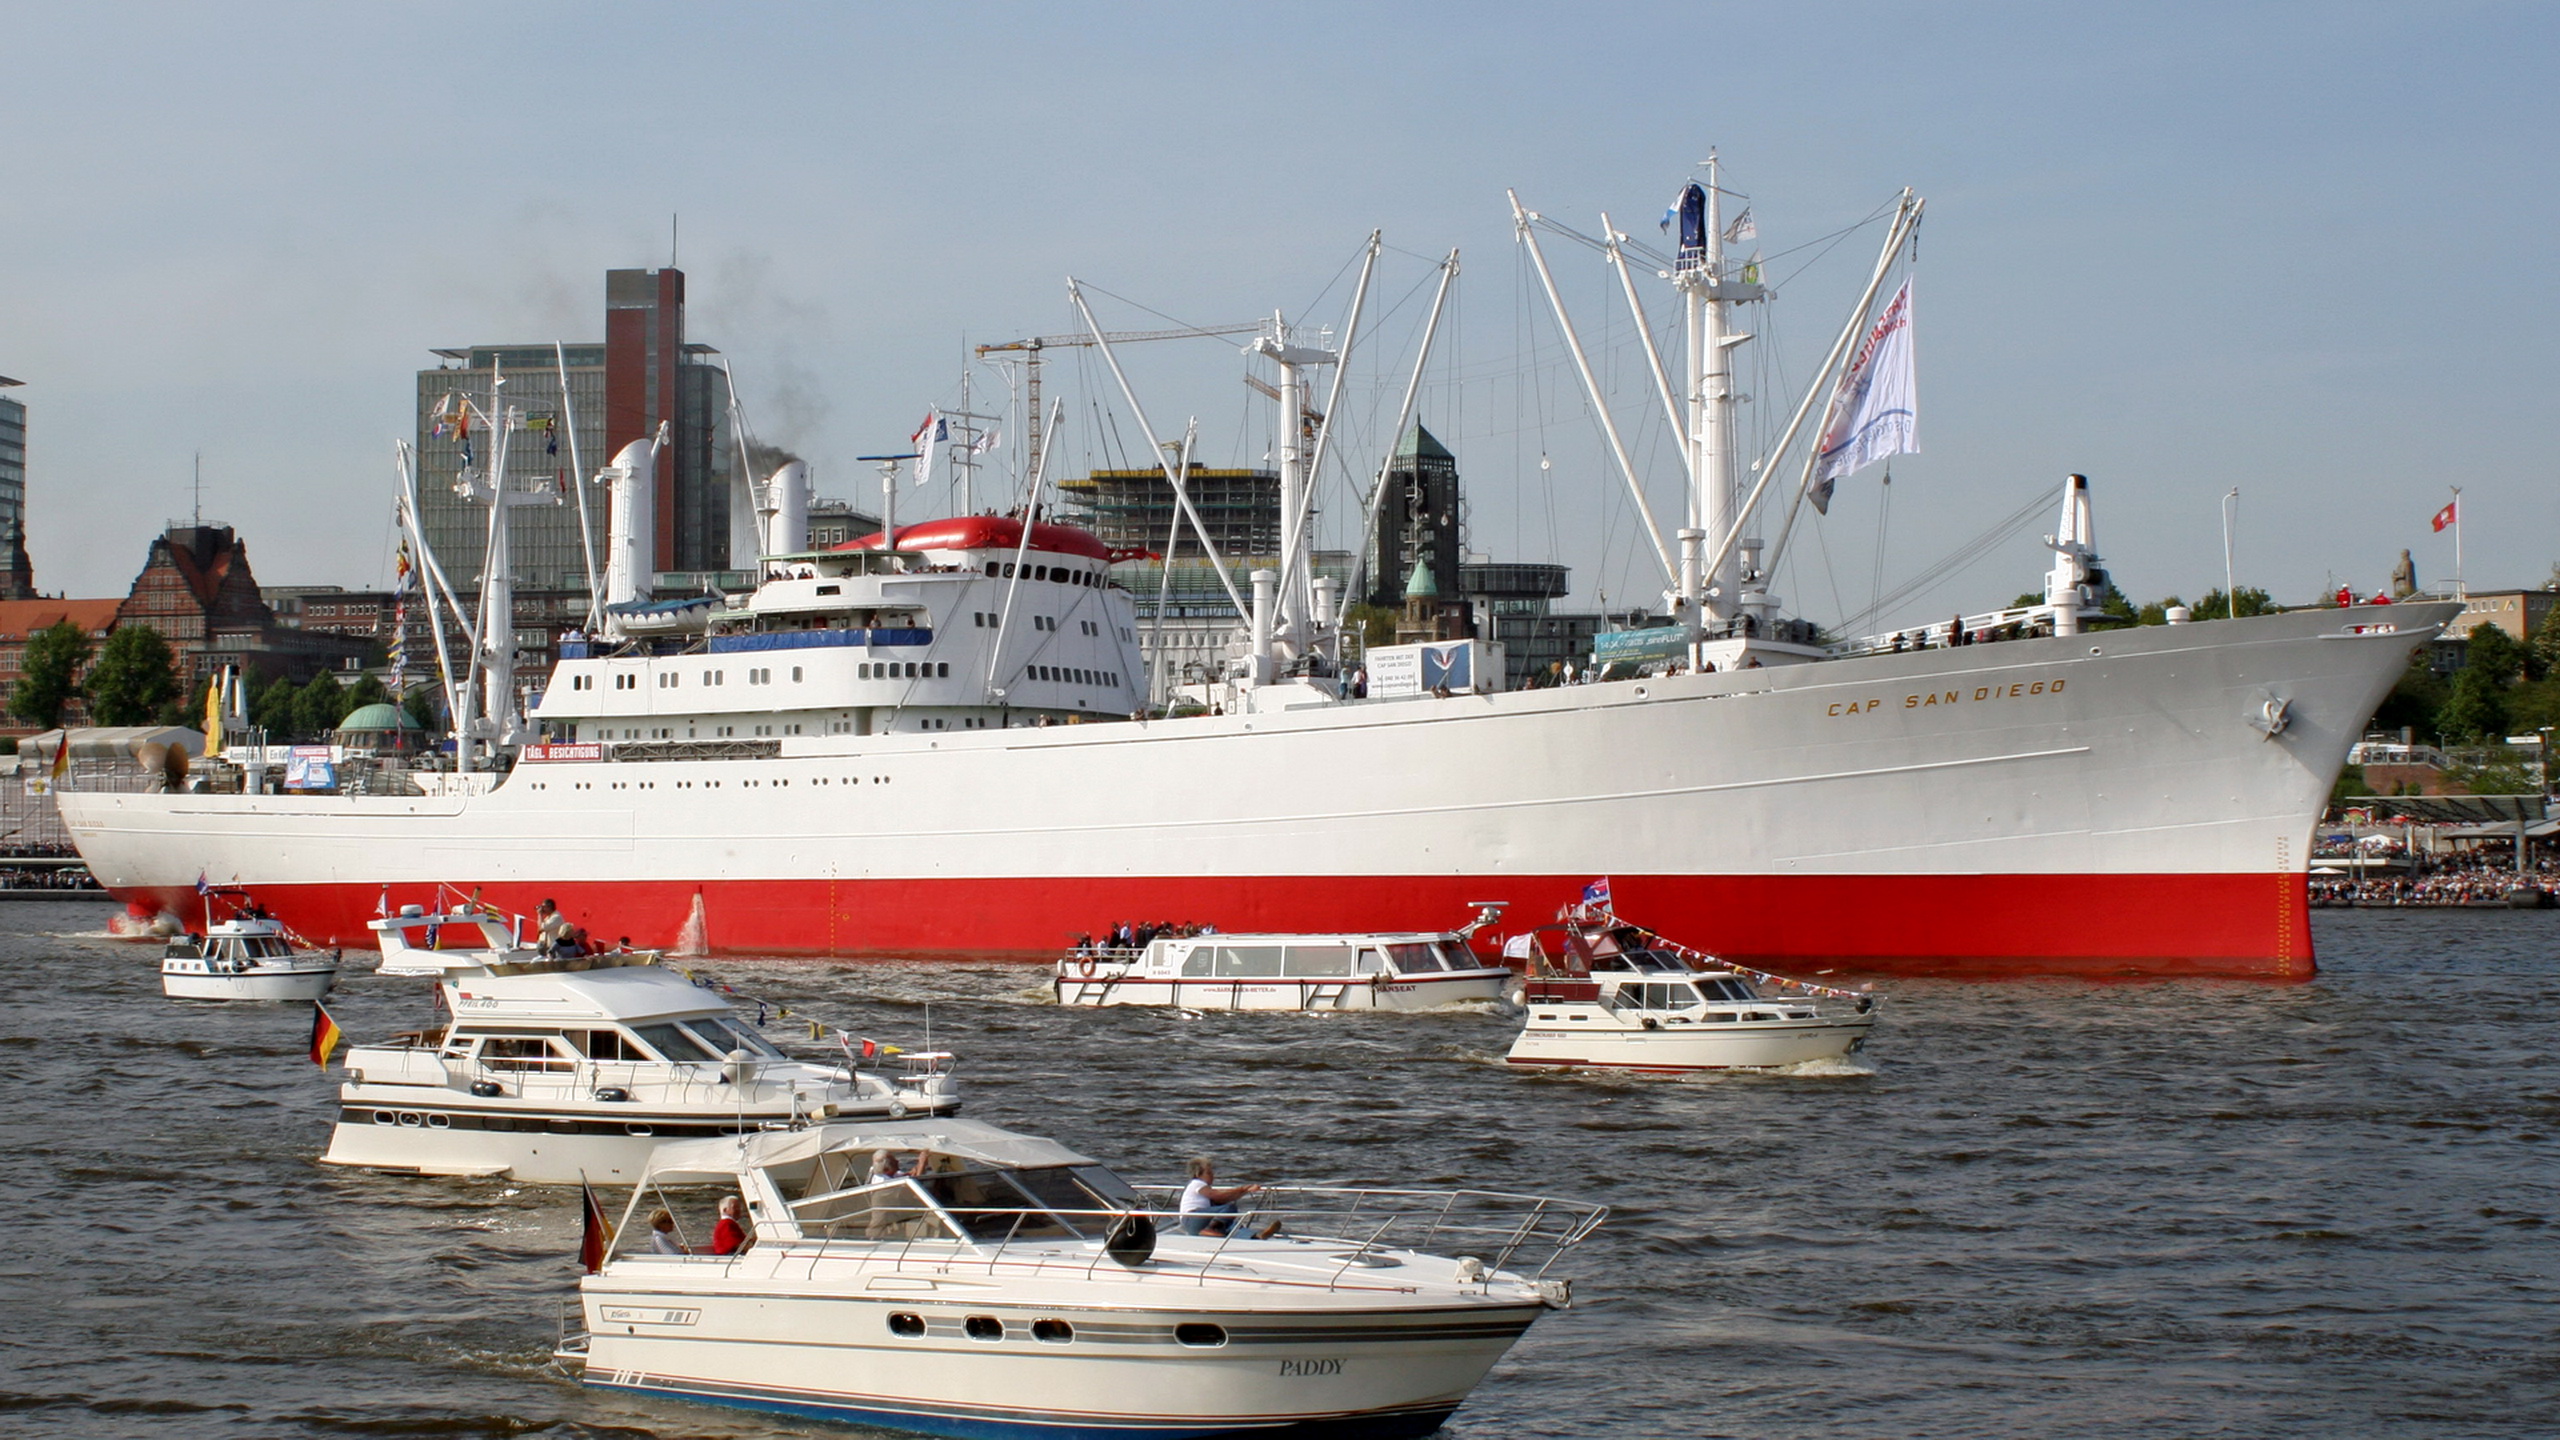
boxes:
[59,166,2457,980]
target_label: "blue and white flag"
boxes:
[1810,279,1917,512]
[1579,876,1612,911]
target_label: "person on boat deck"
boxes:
[1179,1158,1260,1237]
[534,899,572,955]
[711,1195,752,1256]
[648,1208,686,1255]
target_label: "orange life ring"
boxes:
[1078,956,1098,978]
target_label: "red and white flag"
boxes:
[2432,499,2458,532]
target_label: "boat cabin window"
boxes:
[632,1022,718,1064]
[1384,943,1445,974]
[475,1033,580,1071]
[1703,978,1756,1003]
[679,1015,787,1060]
[1213,945,1283,978]
[1176,945,1214,978]
[1433,942,1478,970]
[1356,947,1387,974]
[1281,945,1352,977]
[566,1028,642,1061]
[1624,948,1686,973]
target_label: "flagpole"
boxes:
[2453,487,2464,598]
[2222,487,2238,619]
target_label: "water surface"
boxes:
[2,903,2551,1438]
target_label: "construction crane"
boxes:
[977,321,1263,480]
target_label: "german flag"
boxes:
[579,1179,613,1273]
[308,1001,343,1066]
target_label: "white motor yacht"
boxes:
[322,905,957,1184]
[160,902,340,1002]
[1054,905,1514,1012]
[1505,917,1877,1071]
[558,1117,1602,1438]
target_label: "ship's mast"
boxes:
[1675,152,1761,628]
[1249,314,1339,676]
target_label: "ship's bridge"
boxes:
[532,515,1147,742]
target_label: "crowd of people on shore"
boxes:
[1070,920,1222,953]
[2307,851,2560,906]
[0,864,97,891]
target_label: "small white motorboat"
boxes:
[161,899,339,1002]
[1505,915,1877,1072]
[557,1116,1603,1438]
[321,903,958,1184]
[1054,904,1515,1011]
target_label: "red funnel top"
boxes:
[834,515,1114,562]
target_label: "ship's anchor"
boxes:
[2249,694,2292,738]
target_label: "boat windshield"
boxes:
[1385,943,1445,973]
[632,1022,718,1064]
[914,1163,1137,1242]
[1434,942,1481,970]
[1701,977,1758,1002]
[679,1015,788,1060]
[1622,948,1687,973]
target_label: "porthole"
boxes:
[397,1111,423,1128]
[1174,1323,1227,1348]
[1032,1319,1073,1344]
[625,1123,654,1137]
[373,1110,398,1126]
[887,1312,924,1337]
[964,1315,1004,1341]
[426,1113,450,1130]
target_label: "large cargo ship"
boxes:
[59,168,2451,978]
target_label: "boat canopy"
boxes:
[643,1117,1096,1184]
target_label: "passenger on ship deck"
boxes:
[1179,1158,1260,1237]
[711,1196,752,1256]
[535,899,571,955]
[649,1208,687,1255]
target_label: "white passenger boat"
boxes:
[322,905,957,1184]
[1505,916,1876,1072]
[160,901,339,1002]
[558,1116,1602,1438]
[1053,906,1514,1011]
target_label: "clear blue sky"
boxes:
[5,2,2553,631]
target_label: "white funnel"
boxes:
[764,460,809,560]
[602,425,667,626]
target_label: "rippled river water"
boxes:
[3,901,2553,1438]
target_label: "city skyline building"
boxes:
[0,377,34,600]
[414,267,733,596]
[1368,419,1462,609]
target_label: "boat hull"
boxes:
[160,965,337,1002]
[64,607,2451,980]
[1053,970,1511,1011]
[574,1280,1539,1440]
[1506,1014,1874,1071]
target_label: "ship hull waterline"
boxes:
[63,607,2450,982]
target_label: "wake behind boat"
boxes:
[558,1116,1601,1438]
[322,904,956,1184]
[1054,905,1514,1011]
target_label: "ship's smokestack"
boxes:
[603,425,667,626]
[765,460,810,560]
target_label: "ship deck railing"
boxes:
[736,1177,1604,1291]
[1827,601,2072,658]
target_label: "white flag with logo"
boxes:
[1810,279,1917,512]
[909,409,945,488]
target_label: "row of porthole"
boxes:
[373,1110,449,1129]
[886,1314,1226,1348]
